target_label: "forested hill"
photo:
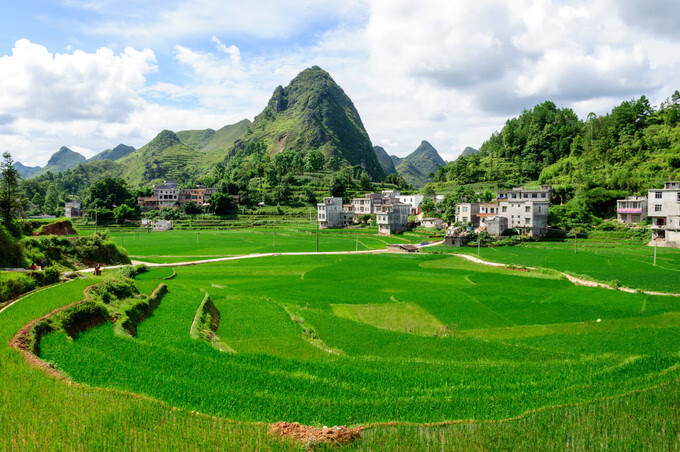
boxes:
[229,66,385,181]
[434,94,680,203]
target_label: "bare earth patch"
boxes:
[269,421,363,449]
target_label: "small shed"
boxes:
[386,244,419,253]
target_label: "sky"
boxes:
[1,0,680,167]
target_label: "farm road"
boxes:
[455,253,680,297]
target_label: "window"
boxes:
[502,206,507,213]
[511,194,517,199]
[532,193,537,198]
[525,218,531,225]
[462,206,468,212]
[655,192,662,199]
[525,206,531,212]
[655,204,662,212]
[523,193,529,198]
[541,193,546,198]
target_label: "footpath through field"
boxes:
[455,253,680,297]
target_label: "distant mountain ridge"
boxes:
[88,144,136,162]
[29,146,86,178]
[12,162,41,178]
[373,146,397,175]
[460,146,479,158]
[393,140,446,188]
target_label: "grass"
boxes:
[426,238,680,293]
[101,228,414,263]
[0,254,678,449]
[36,254,680,428]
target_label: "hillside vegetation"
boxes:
[229,66,385,181]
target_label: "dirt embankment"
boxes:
[269,422,363,449]
[33,220,77,236]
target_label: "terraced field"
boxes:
[37,254,680,423]
[3,246,680,449]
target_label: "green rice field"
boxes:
[427,239,680,293]
[106,228,416,263]
[2,242,679,449]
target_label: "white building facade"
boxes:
[153,181,179,208]
[649,182,680,247]
[317,197,354,229]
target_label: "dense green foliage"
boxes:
[22,233,130,269]
[435,95,680,205]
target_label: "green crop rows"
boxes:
[105,228,414,263]
[38,254,680,425]
[3,243,680,450]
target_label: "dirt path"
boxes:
[455,253,680,297]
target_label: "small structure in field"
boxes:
[421,217,445,229]
[64,201,82,218]
[153,220,173,231]
[444,225,471,247]
[616,196,647,223]
[386,243,419,253]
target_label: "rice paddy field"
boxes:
[445,239,680,293]
[106,228,417,263]
[2,234,680,450]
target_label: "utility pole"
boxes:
[477,234,481,257]
[316,222,319,253]
[356,232,358,252]
[574,232,577,254]
[273,231,276,247]
[654,240,657,266]
[197,231,199,245]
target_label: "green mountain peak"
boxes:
[232,66,385,180]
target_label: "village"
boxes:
[316,181,680,248]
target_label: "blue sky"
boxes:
[2,0,680,166]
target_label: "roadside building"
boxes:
[64,201,82,218]
[154,180,179,208]
[421,217,445,229]
[179,186,219,207]
[455,203,480,227]
[352,193,383,218]
[477,202,499,229]
[397,194,426,215]
[649,181,680,247]
[486,216,508,236]
[137,196,159,211]
[317,197,354,229]
[496,186,551,237]
[616,196,647,223]
[376,203,410,235]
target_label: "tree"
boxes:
[419,197,436,216]
[113,204,135,224]
[85,177,134,210]
[44,184,60,213]
[0,152,24,228]
[423,184,436,196]
[275,181,291,205]
[304,187,317,205]
[31,192,44,209]
[359,172,372,191]
[304,150,325,172]
[329,176,346,199]
[182,201,203,215]
[207,192,236,215]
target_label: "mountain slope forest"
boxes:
[433,94,680,219]
[394,140,446,188]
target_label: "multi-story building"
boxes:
[64,201,82,218]
[649,181,680,247]
[179,186,219,206]
[137,196,159,211]
[477,202,499,229]
[496,186,551,237]
[454,203,480,226]
[317,197,354,229]
[154,181,179,208]
[351,193,384,217]
[377,203,410,235]
[397,194,426,215]
[616,196,647,223]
